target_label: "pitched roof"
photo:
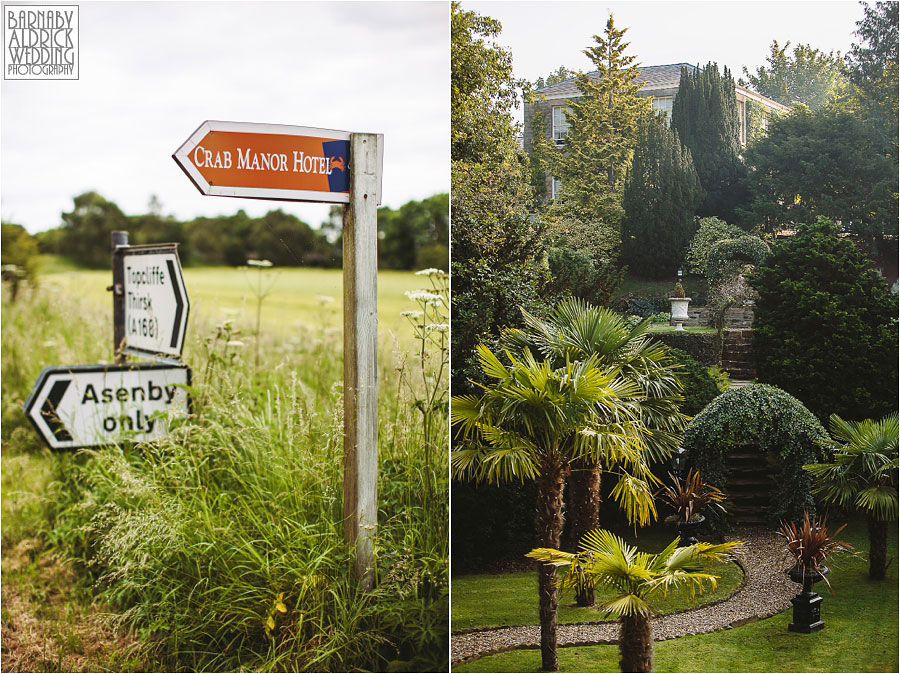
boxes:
[535,63,695,99]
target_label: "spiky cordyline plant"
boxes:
[804,413,898,580]
[656,468,726,524]
[528,530,743,673]
[778,510,853,591]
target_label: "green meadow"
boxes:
[2,263,448,672]
[38,260,422,344]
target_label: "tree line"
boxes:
[5,191,448,271]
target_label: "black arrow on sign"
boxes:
[41,378,72,441]
[167,259,185,349]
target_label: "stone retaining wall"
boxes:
[678,305,754,329]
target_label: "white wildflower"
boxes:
[315,295,336,304]
[401,311,424,318]
[405,290,442,302]
[246,259,274,267]
[425,323,449,333]
[226,340,245,348]
[414,268,445,276]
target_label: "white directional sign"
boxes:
[24,364,191,450]
[120,245,190,358]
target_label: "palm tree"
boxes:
[505,299,689,605]
[452,345,658,671]
[803,413,898,580]
[528,530,743,673]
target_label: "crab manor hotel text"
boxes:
[5,9,76,77]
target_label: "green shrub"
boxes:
[751,218,898,422]
[546,246,599,302]
[707,365,731,393]
[667,348,721,416]
[683,383,830,526]
[684,217,745,275]
[651,331,718,365]
[703,235,770,284]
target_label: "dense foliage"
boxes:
[751,218,898,422]
[666,347,722,416]
[671,63,747,223]
[621,113,702,279]
[844,1,898,160]
[741,40,847,109]
[683,383,830,525]
[451,2,549,393]
[741,106,898,239]
[684,217,746,276]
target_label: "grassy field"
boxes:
[454,519,898,673]
[2,266,448,672]
[36,256,423,345]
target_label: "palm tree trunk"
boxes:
[567,459,601,606]
[536,453,569,672]
[619,613,653,673]
[868,515,888,581]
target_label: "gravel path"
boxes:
[452,528,796,666]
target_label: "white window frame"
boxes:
[551,176,561,200]
[551,106,570,144]
[650,96,674,126]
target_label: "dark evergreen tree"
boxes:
[671,63,748,223]
[751,218,898,423]
[621,113,702,278]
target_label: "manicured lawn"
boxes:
[452,526,742,631]
[454,519,898,672]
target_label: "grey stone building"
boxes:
[523,63,788,199]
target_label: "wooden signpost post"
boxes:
[174,121,384,590]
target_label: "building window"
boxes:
[651,96,674,125]
[552,106,570,144]
[551,176,561,200]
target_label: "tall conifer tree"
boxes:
[622,112,702,278]
[671,63,748,222]
[536,15,650,264]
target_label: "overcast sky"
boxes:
[2,1,450,233]
[465,0,865,125]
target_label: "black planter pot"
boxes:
[676,515,706,547]
[787,565,829,633]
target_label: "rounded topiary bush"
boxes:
[682,383,830,525]
[704,235,770,284]
[667,347,721,416]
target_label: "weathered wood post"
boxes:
[342,132,381,591]
[111,230,129,365]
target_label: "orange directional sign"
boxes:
[173,121,381,204]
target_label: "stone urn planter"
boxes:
[669,297,691,331]
[787,565,829,633]
[676,515,705,547]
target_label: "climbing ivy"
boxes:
[682,383,830,525]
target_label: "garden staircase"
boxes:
[725,448,775,527]
[720,329,756,380]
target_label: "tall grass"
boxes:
[1,270,448,672]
